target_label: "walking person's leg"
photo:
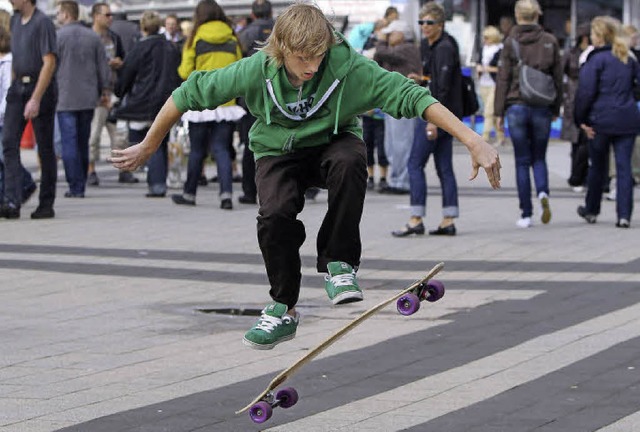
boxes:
[506,105,534,227]
[210,120,234,209]
[612,134,635,226]
[530,106,552,224]
[431,130,458,235]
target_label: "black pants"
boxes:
[255,133,368,309]
[568,129,589,187]
[239,112,257,200]
[2,81,57,208]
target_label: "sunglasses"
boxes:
[418,19,439,26]
[102,12,113,17]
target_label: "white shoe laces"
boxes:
[327,272,355,287]
[255,313,282,334]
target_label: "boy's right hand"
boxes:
[109,143,151,172]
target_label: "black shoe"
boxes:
[31,206,54,219]
[238,195,257,204]
[171,194,195,206]
[0,203,20,219]
[64,191,85,198]
[87,171,100,186]
[118,171,139,184]
[22,183,37,204]
[429,224,456,236]
[577,206,597,224]
[379,185,409,195]
[367,177,374,190]
[220,198,233,210]
[198,175,209,186]
[391,222,425,237]
[233,174,242,183]
[146,192,166,198]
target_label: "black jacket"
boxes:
[421,31,463,118]
[114,35,181,121]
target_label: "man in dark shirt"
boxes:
[1,0,57,219]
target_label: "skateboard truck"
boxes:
[396,279,445,315]
[249,387,299,423]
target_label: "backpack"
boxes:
[511,38,556,106]
[460,71,479,117]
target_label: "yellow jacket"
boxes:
[178,20,242,107]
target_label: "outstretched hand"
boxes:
[109,143,151,172]
[468,139,501,189]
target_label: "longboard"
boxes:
[237,261,445,422]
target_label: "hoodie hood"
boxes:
[513,24,544,45]
[260,33,356,132]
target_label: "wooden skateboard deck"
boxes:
[236,261,445,419]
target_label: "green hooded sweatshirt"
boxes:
[172,35,439,160]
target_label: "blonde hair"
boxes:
[483,25,502,44]
[515,0,542,23]
[591,16,629,64]
[140,10,162,35]
[261,2,337,67]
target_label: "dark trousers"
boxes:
[585,132,635,220]
[2,81,57,208]
[129,128,168,195]
[568,129,589,187]
[255,133,368,309]
[363,116,387,168]
[239,113,257,199]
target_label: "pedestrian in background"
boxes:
[575,16,640,228]
[113,10,181,198]
[476,25,504,146]
[171,0,244,210]
[393,1,462,237]
[374,19,420,195]
[0,20,37,209]
[495,0,562,229]
[1,0,57,220]
[55,0,109,199]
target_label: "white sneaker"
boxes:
[572,186,584,193]
[538,192,551,224]
[607,178,616,201]
[516,217,532,228]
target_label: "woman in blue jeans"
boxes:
[494,0,562,228]
[574,16,640,228]
[392,118,458,237]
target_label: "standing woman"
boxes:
[171,0,244,210]
[494,0,562,228]
[574,16,640,228]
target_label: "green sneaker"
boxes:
[325,261,363,305]
[243,302,299,350]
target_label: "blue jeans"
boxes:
[506,104,552,218]
[128,128,168,195]
[585,133,635,220]
[407,118,459,218]
[185,121,234,199]
[57,110,94,195]
[0,127,36,204]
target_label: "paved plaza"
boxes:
[1,140,639,432]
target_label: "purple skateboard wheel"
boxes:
[249,401,273,423]
[276,387,299,408]
[397,293,421,315]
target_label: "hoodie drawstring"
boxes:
[333,76,346,134]
[262,82,271,125]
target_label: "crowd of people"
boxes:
[0,0,638,233]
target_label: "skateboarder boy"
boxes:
[111,2,501,350]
